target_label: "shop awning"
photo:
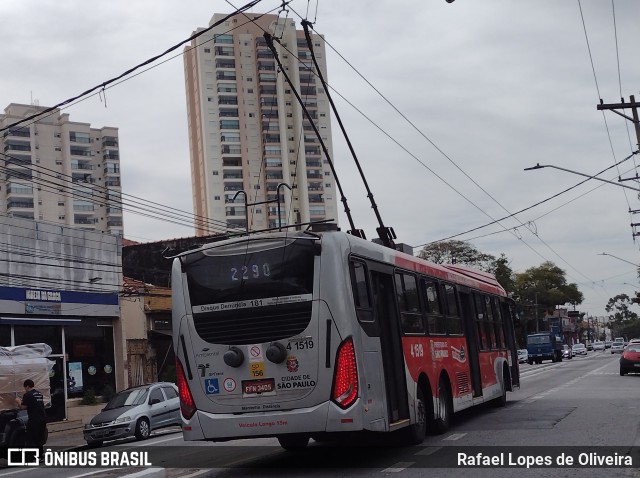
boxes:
[0,317,82,326]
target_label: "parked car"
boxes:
[605,341,613,349]
[592,341,605,351]
[620,344,640,375]
[572,343,587,355]
[562,344,573,359]
[83,382,180,447]
[611,342,625,354]
[628,338,640,345]
[586,342,593,351]
[517,349,528,364]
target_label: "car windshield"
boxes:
[103,388,149,410]
[626,346,640,352]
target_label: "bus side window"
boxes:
[492,298,505,349]
[484,295,496,349]
[473,293,487,350]
[443,283,463,335]
[423,280,446,335]
[394,272,424,334]
[349,260,374,323]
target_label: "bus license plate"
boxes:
[242,378,275,394]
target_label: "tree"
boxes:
[512,261,583,334]
[605,294,640,338]
[418,240,496,272]
[493,253,514,294]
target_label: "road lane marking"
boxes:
[443,433,466,441]
[382,462,414,472]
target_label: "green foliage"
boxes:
[418,240,497,272]
[513,261,583,316]
[493,253,515,293]
[80,388,98,405]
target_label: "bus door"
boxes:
[370,270,409,423]
[459,291,482,398]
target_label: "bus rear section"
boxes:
[172,233,365,448]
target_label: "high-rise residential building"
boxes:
[0,103,123,235]
[184,13,338,236]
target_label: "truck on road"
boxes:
[526,323,564,364]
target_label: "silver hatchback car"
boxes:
[83,382,180,447]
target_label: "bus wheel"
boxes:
[403,386,428,444]
[433,378,451,434]
[492,368,507,408]
[278,434,310,450]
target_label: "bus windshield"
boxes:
[180,238,317,345]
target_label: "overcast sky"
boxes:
[2,0,639,319]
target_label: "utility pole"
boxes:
[597,95,640,150]
[535,292,539,333]
[597,95,640,238]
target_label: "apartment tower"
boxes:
[184,13,338,235]
[0,103,123,235]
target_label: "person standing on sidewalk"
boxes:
[15,379,48,458]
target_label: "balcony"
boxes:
[102,136,118,146]
[3,129,30,138]
[214,34,233,44]
[105,178,121,187]
[264,134,280,143]
[107,219,123,227]
[74,217,97,225]
[216,71,236,80]
[221,146,242,155]
[218,95,238,105]
[103,151,119,160]
[306,160,322,167]
[266,172,283,180]
[220,108,239,117]
[215,46,234,56]
[70,148,92,157]
[6,184,33,195]
[4,143,31,152]
[73,204,95,212]
[7,199,34,209]
[223,172,243,179]
[71,161,94,171]
[222,158,242,167]
[215,60,235,69]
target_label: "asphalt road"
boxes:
[2,351,639,478]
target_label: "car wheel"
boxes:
[433,377,452,434]
[86,439,103,448]
[134,417,151,440]
[527,358,533,365]
[277,434,310,450]
[492,369,507,408]
[620,366,627,376]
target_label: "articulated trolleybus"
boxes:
[172,225,520,449]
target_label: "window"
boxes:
[213,171,219,175]
[473,294,487,350]
[162,386,178,400]
[492,298,505,348]
[423,280,446,334]
[484,295,496,349]
[395,273,423,334]
[149,388,164,404]
[214,196,220,200]
[349,260,373,323]
[443,284,463,335]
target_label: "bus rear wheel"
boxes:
[432,378,452,434]
[277,434,310,450]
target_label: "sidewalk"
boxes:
[47,419,86,449]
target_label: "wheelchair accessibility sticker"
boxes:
[204,378,220,394]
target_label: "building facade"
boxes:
[184,13,338,235]
[0,103,123,235]
[0,216,122,420]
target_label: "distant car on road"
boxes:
[620,344,640,375]
[605,341,612,349]
[562,344,573,359]
[572,343,587,355]
[592,341,605,351]
[586,343,593,351]
[517,349,528,364]
[83,382,180,448]
[611,343,625,354]
[628,338,640,345]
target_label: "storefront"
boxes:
[0,286,120,421]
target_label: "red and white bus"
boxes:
[171,226,520,449]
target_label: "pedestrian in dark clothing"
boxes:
[15,379,48,459]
